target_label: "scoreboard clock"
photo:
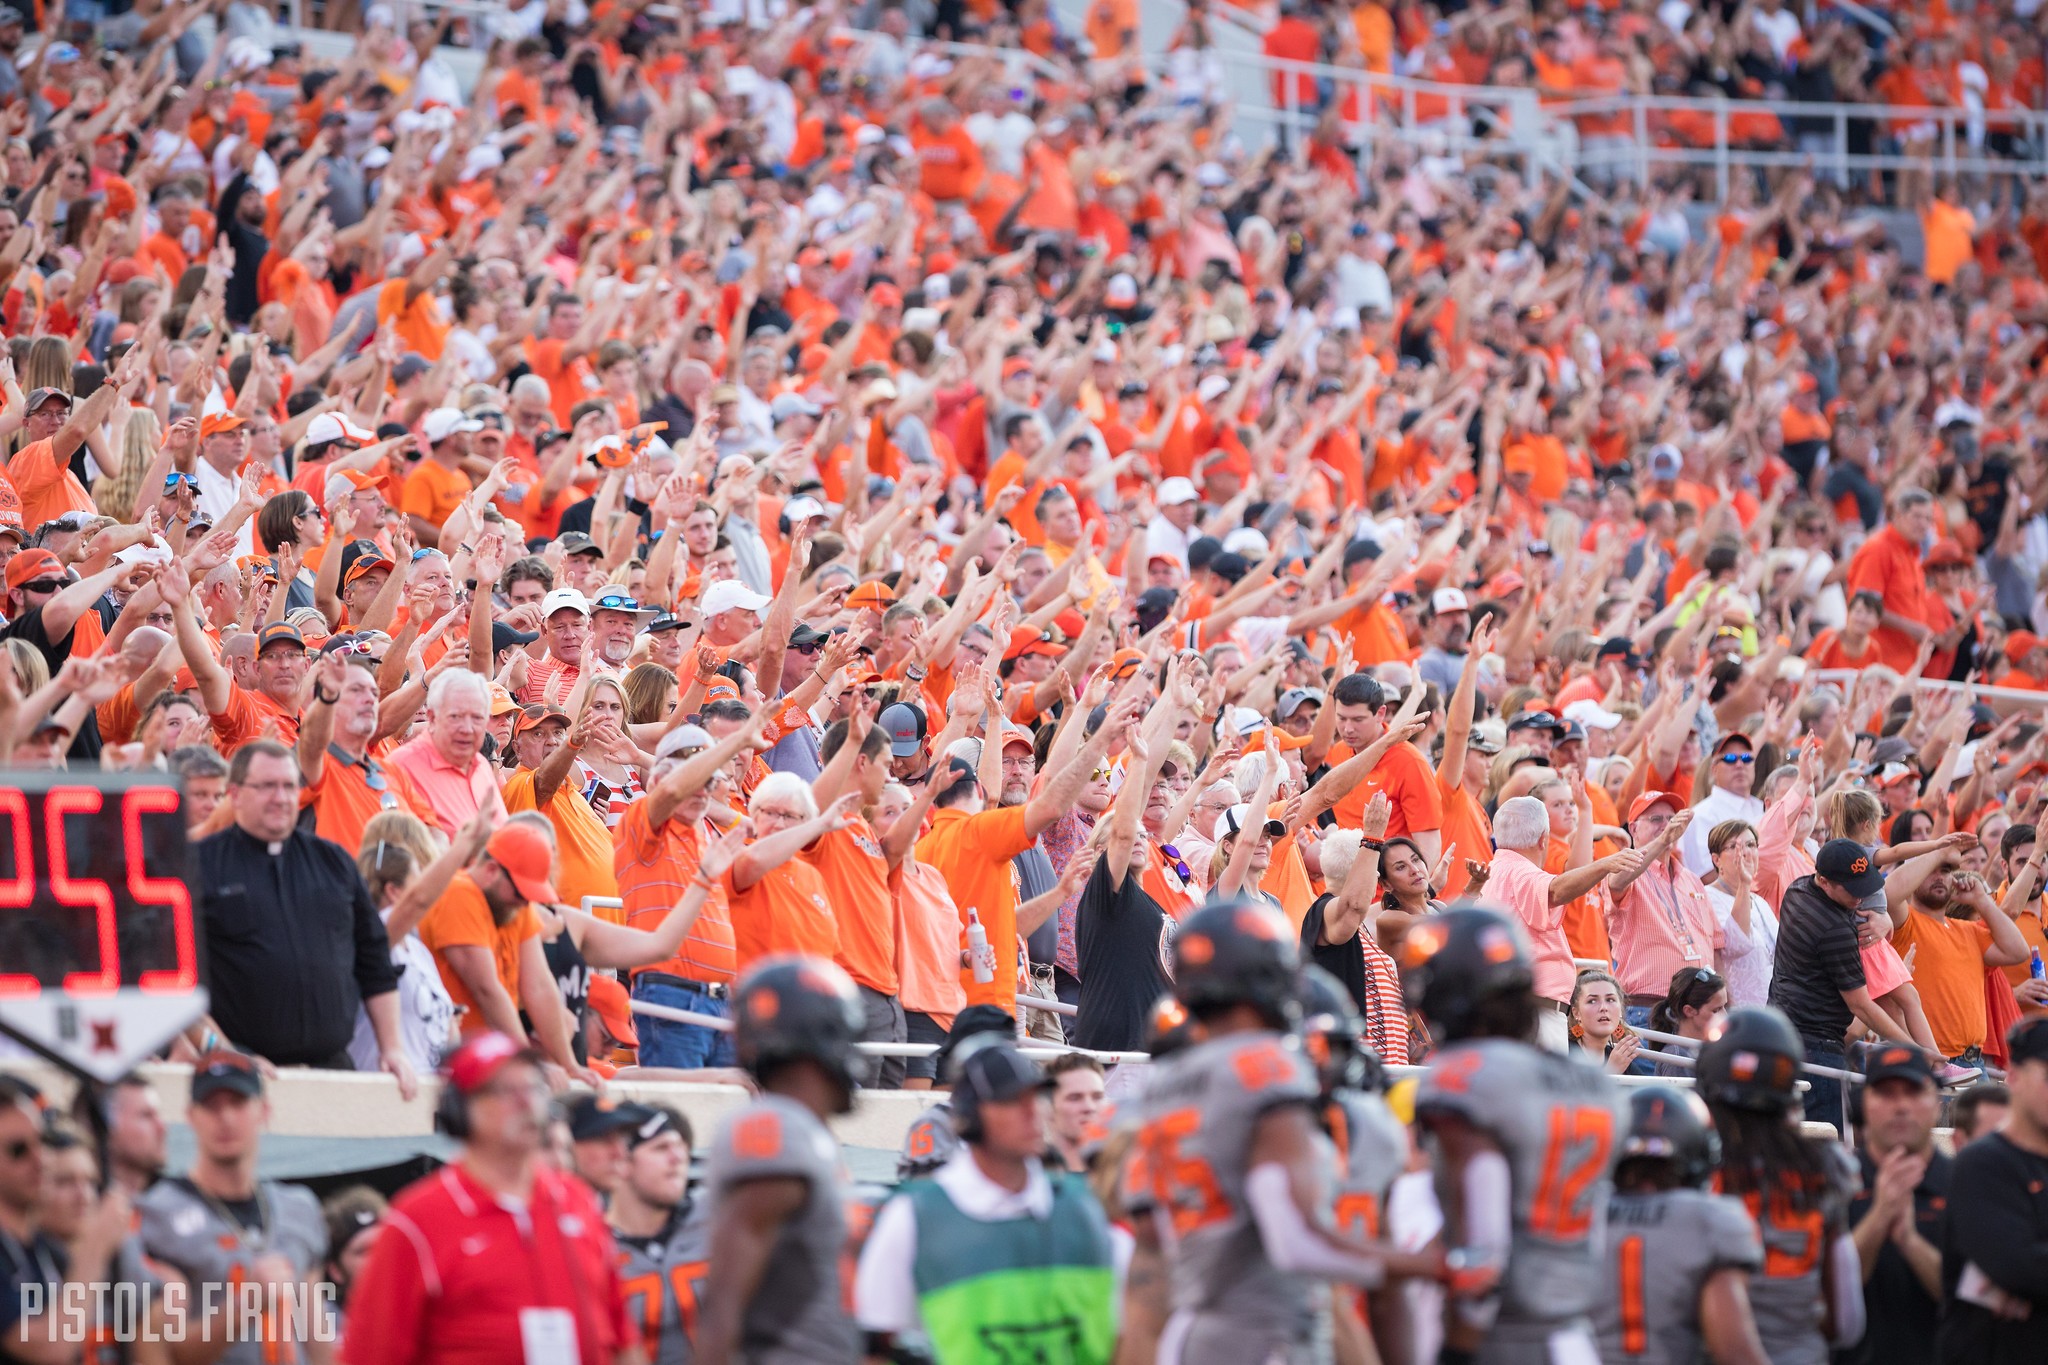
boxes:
[0,772,207,1083]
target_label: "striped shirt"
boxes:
[614,800,736,985]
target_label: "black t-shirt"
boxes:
[1836,1145,1950,1365]
[1939,1131,2048,1365]
[0,603,101,759]
[1071,861,1173,1052]
[0,1225,65,1334]
[1301,893,1369,1012]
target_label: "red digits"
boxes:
[0,791,33,997]
[126,788,197,992]
[49,787,119,996]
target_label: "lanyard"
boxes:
[1646,861,1703,962]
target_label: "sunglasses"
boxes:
[19,579,64,594]
[163,472,198,492]
[790,641,824,655]
[1718,752,1755,766]
[1158,842,1192,883]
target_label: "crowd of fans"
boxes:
[1,0,2048,1358]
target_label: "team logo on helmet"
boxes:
[1400,920,1448,968]
[751,987,781,1022]
[1236,906,1286,940]
[1729,1050,1759,1082]
[1479,924,1518,964]
[1180,933,1215,966]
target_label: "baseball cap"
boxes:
[626,1104,689,1148]
[1597,637,1643,667]
[492,621,539,656]
[23,386,70,414]
[1430,587,1470,616]
[1628,790,1682,822]
[1468,719,1507,755]
[878,702,928,757]
[1815,838,1884,898]
[422,408,483,444]
[515,703,570,735]
[342,545,395,586]
[2007,1016,2048,1068]
[1866,737,1916,770]
[999,721,1036,753]
[2008,630,2045,663]
[324,469,390,505]
[305,412,375,446]
[646,613,693,634]
[782,494,828,524]
[701,579,771,616]
[557,532,604,558]
[1207,551,1251,584]
[444,1031,542,1097]
[198,412,246,439]
[789,623,831,649]
[1106,648,1145,681]
[542,587,590,619]
[1648,442,1684,479]
[708,382,740,405]
[1861,1043,1936,1089]
[4,548,64,592]
[189,1049,264,1102]
[1221,803,1287,838]
[588,975,639,1049]
[564,1093,651,1142]
[488,685,519,718]
[485,823,558,904]
[1507,710,1564,735]
[1561,699,1624,731]
[953,1038,1048,1108]
[654,724,713,761]
[1874,763,1918,789]
[770,393,823,424]
[255,621,305,655]
[1134,586,1178,635]
[0,522,23,545]
[1004,627,1064,662]
[1157,476,1199,506]
[391,353,432,385]
[846,581,896,611]
[1485,570,1527,598]
[1275,687,1324,720]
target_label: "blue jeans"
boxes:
[1624,1005,1653,1029]
[632,979,735,1069]
[1799,1040,1852,1134]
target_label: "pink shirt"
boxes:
[389,733,510,837]
[1489,847,1575,1004]
[1609,856,1724,998]
[1755,786,1814,912]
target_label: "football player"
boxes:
[1696,1007,1864,1365]
[1405,906,1627,1365]
[1593,1085,1770,1364]
[609,1105,708,1365]
[694,957,865,1365]
[1136,900,1438,1365]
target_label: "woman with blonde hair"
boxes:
[92,404,161,522]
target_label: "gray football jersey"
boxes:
[1728,1145,1857,1365]
[615,1202,711,1365]
[1414,1038,1627,1329]
[135,1178,326,1365]
[1135,1031,1323,1357]
[896,1100,958,1179]
[1326,1090,1408,1242]
[702,1094,860,1364]
[1593,1188,1762,1365]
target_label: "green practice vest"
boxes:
[904,1168,1117,1365]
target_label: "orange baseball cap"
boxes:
[1628,791,1681,822]
[199,412,247,439]
[846,581,896,611]
[484,824,557,904]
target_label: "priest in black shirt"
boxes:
[193,740,417,1099]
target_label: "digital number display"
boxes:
[0,776,200,998]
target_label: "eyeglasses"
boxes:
[1718,752,1755,766]
[755,806,808,822]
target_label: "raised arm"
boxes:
[730,794,859,893]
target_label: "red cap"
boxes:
[1052,609,1086,639]
[1795,372,1820,394]
[444,1031,541,1097]
[1925,539,1971,569]
[2008,630,2044,664]
[1001,356,1034,380]
[1628,790,1681,822]
[587,974,638,1047]
[485,824,558,905]
[4,548,64,592]
[1485,570,1527,598]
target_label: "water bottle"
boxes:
[966,908,996,985]
[2031,946,2044,982]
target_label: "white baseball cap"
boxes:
[1222,527,1269,558]
[1561,699,1624,732]
[1430,588,1470,616]
[541,588,589,619]
[701,579,771,616]
[421,408,483,444]
[1196,374,1233,403]
[1157,477,1199,507]
[783,495,828,523]
[305,412,375,446]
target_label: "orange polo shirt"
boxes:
[419,872,541,1036]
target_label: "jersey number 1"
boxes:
[1529,1105,1615,1239]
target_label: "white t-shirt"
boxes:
[350,909,456,1073]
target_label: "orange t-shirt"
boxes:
[917,804,1034,1011]
[10,438,97,527]
[523,337,599,428]
[504,768,621,920]
[1435,771,1492,900]
[1890,908,1992,1057]
[725,858,839,973]
[1547,833,1612,966]
[893,859,968,1029]
[402,459,472,530]
[803,821,899,995]
[210,685,299,754]
[419,872,541,1035]
[377,279,450,360]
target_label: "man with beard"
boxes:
[298,650,428,851]
[1416,588,1472,697]
[588,588,657,672]
[1883,852,2030,1073]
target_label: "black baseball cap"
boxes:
[1208,551,1251,584]
[190,1049,264,1102]
[646,612,693,633]
[1815,838,1884,898]
[2008,1016,2048,1067]
[1134,586,1177,635]
[492,621,539,655]
[952,1037,1048,1107]
[1861,1042,1937,1089]
[625,1104,691,1149]
[565,1093,651,1142]
[790,623,831,648]
[1507,710,1565,734]
[1596,637,1642,666]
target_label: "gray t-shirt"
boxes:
[614,1202,711,1365]
[702,1094,859,1364]
[1594,1187,1762,1364]
[1417,646,1466,700]
[1136,1031,1322,1357]
[137,1177,326,1365]
[1415,1038,1627,1332]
